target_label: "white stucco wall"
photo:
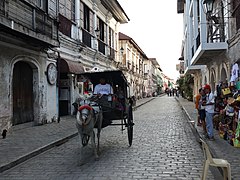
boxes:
[0,39,57,131]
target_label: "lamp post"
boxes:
[203,0,215,43]
[95,28,100,38]
[94,28,100,50]
[93,28,100,67]
[203,0,226,42]
[203,0,214,15]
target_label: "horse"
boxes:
[75,94,103,164]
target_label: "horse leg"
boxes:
[91,130,99,160]
[77,133,86,165]
[97,131,100,155]
[97,124,101,154]
[97,113,103,154]
[76,123,85,166]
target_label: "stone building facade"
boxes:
[57,0,129,115]
[177,0,240,97]
[0,0,129,133]
[118,32,147,98]
[0,0,59,132]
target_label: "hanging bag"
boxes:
[222,87,231,96]
[233,123,240,147]
[236,77,240,90]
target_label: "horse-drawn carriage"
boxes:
[75,70,134,162]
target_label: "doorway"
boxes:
[13,61,34,125]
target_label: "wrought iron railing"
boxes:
[82,29,92,48]
[98,39,105,55]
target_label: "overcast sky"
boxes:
[118,0,183,81]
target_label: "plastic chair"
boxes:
[200,138,231,180]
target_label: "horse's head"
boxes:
[77,105,94,126]
[76,104,96,147]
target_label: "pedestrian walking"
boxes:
[203,84,215,140]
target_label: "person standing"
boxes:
[203,84,215,140]
[199,88,207,134]
[195,88,202,126]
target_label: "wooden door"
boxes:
[13,61,33,125]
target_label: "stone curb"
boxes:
[0,133,78,173]
[175,97,223,178]
[0,97,155,173]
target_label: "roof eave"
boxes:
[101,0,130,23]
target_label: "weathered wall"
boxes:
[0,39,57,132]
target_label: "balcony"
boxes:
[0,0,58,47]
[191,15,228,65]
[185,65,205,75]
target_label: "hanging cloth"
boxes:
[230,63,239,82]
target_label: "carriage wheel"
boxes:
[127,106,134,146]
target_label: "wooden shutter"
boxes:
[89,10,93,34]
[80,1,84,27]
[48,0,57,18]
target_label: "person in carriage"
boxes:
[93,77,127,111]
[93,77,113,96]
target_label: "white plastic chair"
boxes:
[200,139,231,180]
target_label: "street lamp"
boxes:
[203,0,214,15]
[93,28,100,64]
[120,47,124,54]
[95,28,100,38]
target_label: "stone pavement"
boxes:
[0,95,212,179]
[176,96,240,180]
[0,97,155,173]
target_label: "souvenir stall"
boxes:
[213,63,240,147]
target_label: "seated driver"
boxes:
[93,77,113,96]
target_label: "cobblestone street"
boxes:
[0,96,218,179]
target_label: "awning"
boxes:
[60,58,84,74]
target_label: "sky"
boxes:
[118,0,183,81]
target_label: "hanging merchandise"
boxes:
[236,81,240,90]
[230,63,239,83]
[233,123,240,147]
[219,122,229,139]
[222,87,231,96]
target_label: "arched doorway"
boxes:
[210,70,216,92]
[204,76,207,85]
[13,61,34,125]
[221,67,227,83]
